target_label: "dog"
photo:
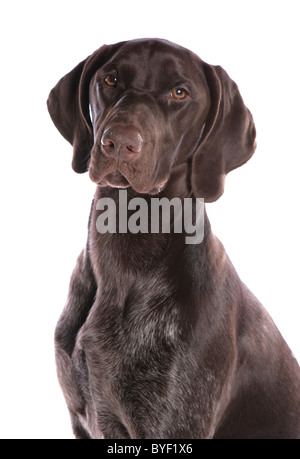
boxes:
[47,38,300,439]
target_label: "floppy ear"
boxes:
[47,43,124,173]
[191,64,256,202]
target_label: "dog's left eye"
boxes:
[171,88,189,100]
[104,75,118,87]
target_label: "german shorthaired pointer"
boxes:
[47,39,300,439]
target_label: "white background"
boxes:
[1,0,299,439]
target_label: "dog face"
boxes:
[88,40,210,195]
[47,39,256,201]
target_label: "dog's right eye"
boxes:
[104,75,118,87]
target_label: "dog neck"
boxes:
[89,171,212,283]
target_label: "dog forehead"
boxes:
[116,38,188,59]
[102,39,200,85]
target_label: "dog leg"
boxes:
[55,247,97,438]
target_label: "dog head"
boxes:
[47,38,256,201]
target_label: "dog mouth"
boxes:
[99,170,130,189]
[89,146,168,195]
[96,169,167,195]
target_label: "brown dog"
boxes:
[48,39,300,439]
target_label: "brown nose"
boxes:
[101,126,143,160]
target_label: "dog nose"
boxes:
[101,126,143,160]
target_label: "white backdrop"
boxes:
[1,0,299,439]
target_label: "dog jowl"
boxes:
[48,39,300,439]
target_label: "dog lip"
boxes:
[129,178,168,195]
[97,170,130,188]
[92,160,168,195]
[148,184,166,195]
[148,178,168,195]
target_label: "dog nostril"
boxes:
[124,133,143,155]
[101,137,115,150]
[125,143,140,154]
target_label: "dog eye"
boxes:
[171,88,189,100]
[104,75,118,87]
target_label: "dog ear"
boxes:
[47,43,124,173]
[191,64,256,202]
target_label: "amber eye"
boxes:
[104,75,118,87]
[171,88,189,100]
